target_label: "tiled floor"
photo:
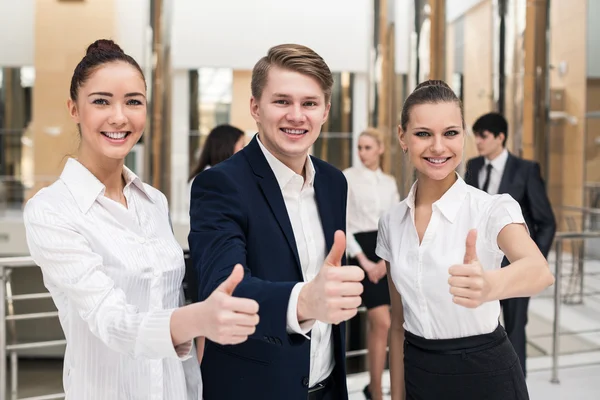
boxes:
[5,253,600,399]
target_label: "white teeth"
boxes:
[103,132,127,139]
[427,158,448,164]
[282,128,306,135]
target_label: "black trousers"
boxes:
[307,374,339,400]
[403,325,529,400]
[501,296,530,376]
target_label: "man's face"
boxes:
[250,66,330,172]
[474,130,505,159]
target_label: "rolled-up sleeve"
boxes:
[24,201,185,360]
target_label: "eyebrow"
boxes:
[413,125,461,131]
[272,93,320,100]
[88,92,146,98]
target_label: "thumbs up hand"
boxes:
[448,229,491,309]
[200,264,260,344]
[298,230,364,325]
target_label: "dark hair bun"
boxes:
[86,39,124,56]
[414,79,452,92]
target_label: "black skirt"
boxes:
[347,231,390,310]
[403,324,529,400]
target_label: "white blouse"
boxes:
[23,159,202,400]
[344,165,399,257]
[376,176,526,339]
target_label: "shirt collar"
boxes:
[405,173,467,223]
[60,158,156,213]
[485,148,509,172]
[257,135,316,190]
[356,162,383,179]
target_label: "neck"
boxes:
[487,147,505,162]
[364,162,379,171]
[258,133,307,177]
[78,148,125,197]
[415,172,457,206]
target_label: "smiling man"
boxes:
[188,44,364,400]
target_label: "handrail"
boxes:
[1,257,65,400]
[551,230,600,384]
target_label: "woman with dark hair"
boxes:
[189,124,245,182]
[23,39,259,399]
[377,80,554,399]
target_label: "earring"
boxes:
[402,148,407,154]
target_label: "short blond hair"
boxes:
[251,44,334,103]
[359,128,384,148]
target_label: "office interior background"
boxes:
[1,0,600,398]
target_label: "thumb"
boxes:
[464,229,478,264]
[216,264,244,295]
[324,230,346,267]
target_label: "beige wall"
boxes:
[547,0,587,219]
[30,0,115,197]
[230,70,256,137]
[462,0,494,161]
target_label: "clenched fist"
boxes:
[298,230,364,325]
[448,229,491,309]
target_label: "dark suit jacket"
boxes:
[465,152,556,258]
[188,135,349,400]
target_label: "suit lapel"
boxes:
[468,157,484,189]
[243,136,302,274]
[312,159,335,252]
[498,153,517,194]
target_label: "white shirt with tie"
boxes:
[257,138,334,387]
[479,148,509,195]
[23,158,202,400]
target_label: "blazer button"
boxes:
[275,337,282,346]
[263,335,269,342]
[302,377,309,387]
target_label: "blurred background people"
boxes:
[344,128,399,400]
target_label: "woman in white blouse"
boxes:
[344,128,399,400]
[376,80,554,400]
[23,39,259,400]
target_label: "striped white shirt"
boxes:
[23,158,202,400]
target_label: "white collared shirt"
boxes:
[479,148,509,195]
[256,137,334,387]
[343,165,399,257]
[23,158,202,400]
[376,176,526,339]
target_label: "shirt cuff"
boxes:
[346,234,363,259]
[174,340,194,360]
[135,308,189,360]
[286,283,315,338]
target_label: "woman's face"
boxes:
[399,101,464,181]
[68,61,147,163]
[358,134,383,170]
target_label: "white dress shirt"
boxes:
[23,158,202,400]
[376,175,526,339]
[343,165,399,257]
[479,148,509,195]
[257,138,334,387]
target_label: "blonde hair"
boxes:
[359,128,384,148]
[251,44,334,103]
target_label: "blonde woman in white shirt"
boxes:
[344,128,399,400]
[376,80,554,400]
[23,39,259,400]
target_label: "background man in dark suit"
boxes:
[188,44,364,400]
[465,112,557,376]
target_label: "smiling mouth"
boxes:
[424,157,451,165]
[101,131,131,140]
[280,128,308,136]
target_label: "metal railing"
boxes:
[551,230,600,384]
[0,256,65,400]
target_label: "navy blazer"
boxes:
[465,153,556,258]
[188,135,349,400]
